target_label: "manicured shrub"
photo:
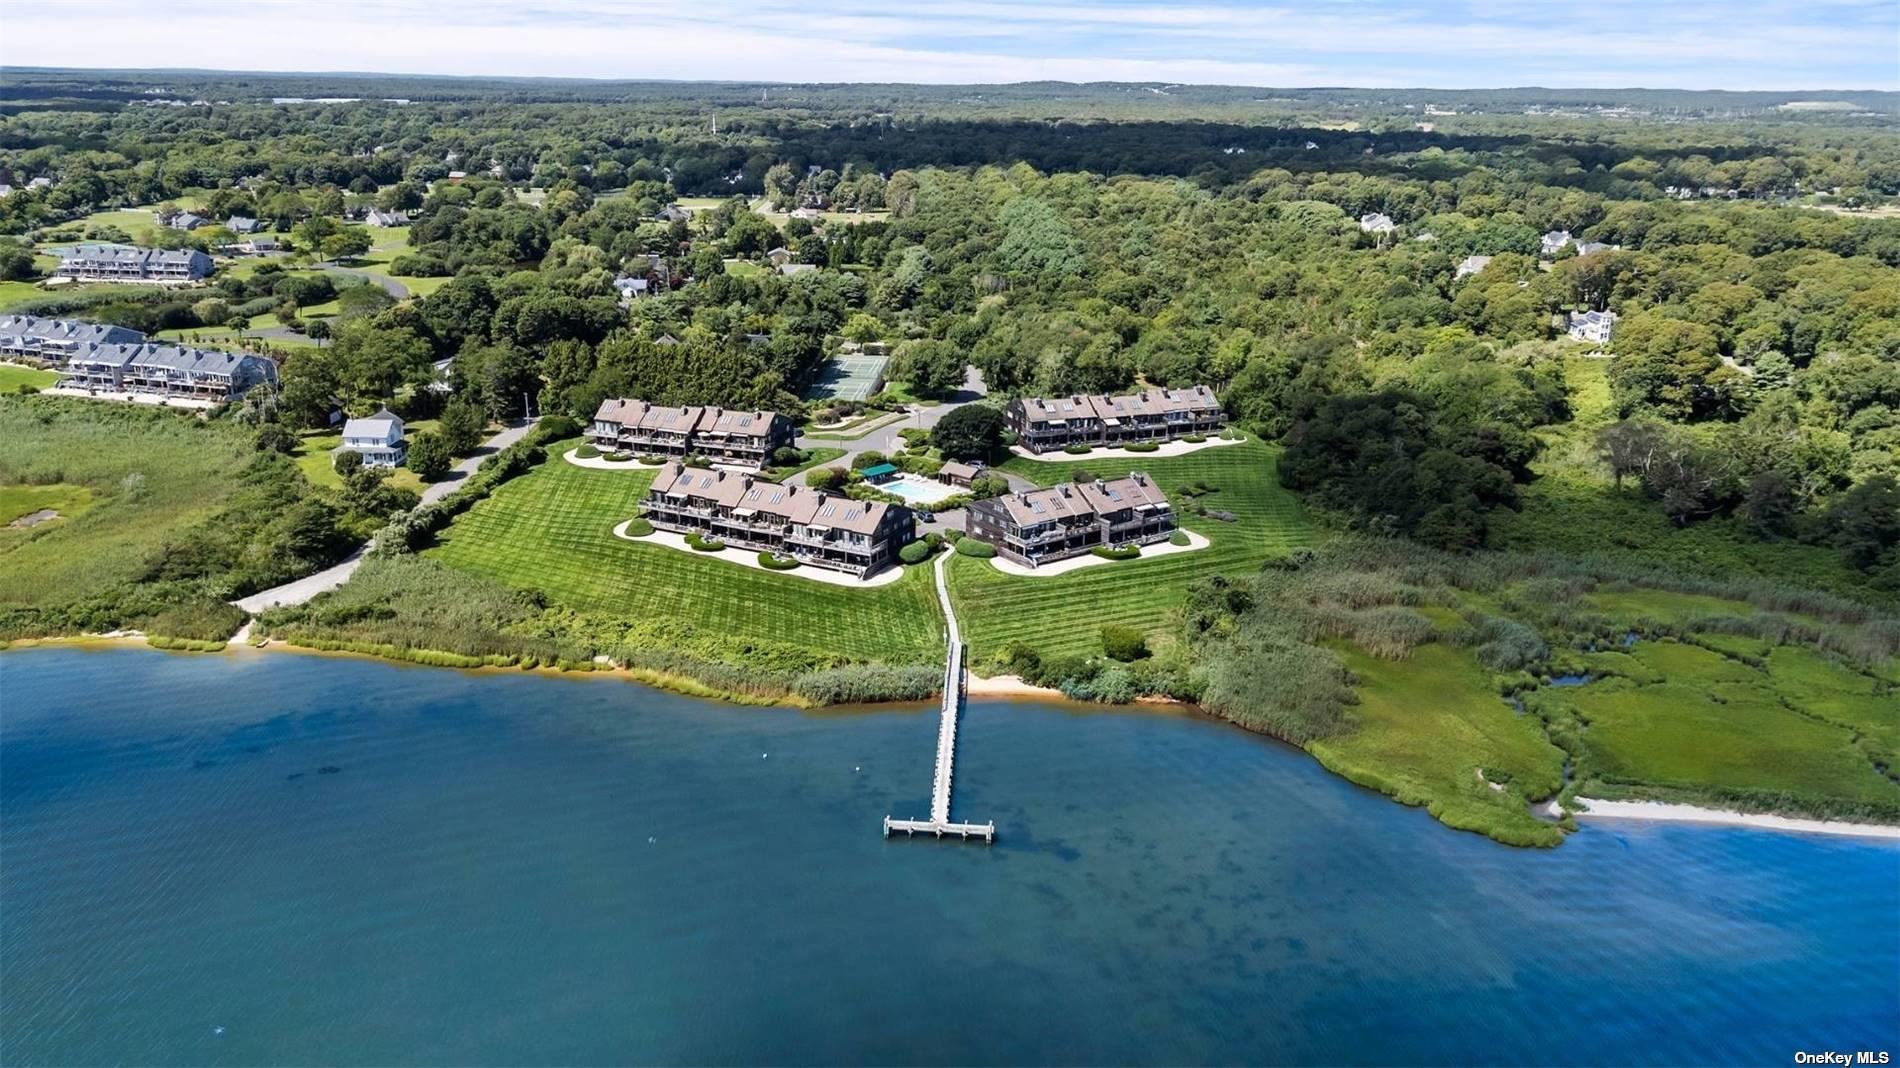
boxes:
[898,540,932,565]
[638,454,666,465]
[944,529,963,543]
[624,518,654,537]
[1183,434,1207,443]
[771,446,806,467]
[758,551,801,570]
[1062,443,1092,455]
[1101,624,1150,662]
[1169,530,1191,546]
[807,465,849,491]
[575,444,602,459]
[955,538,996,558]
[686,532,725,552]
[1123,441,1159,453]
[1091,543,1141,561]
[851,450,889,470]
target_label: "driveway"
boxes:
[791,365,1005,480]
[229,419,536,615]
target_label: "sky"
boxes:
[1,0,1895,91]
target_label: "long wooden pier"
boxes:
[884,552,995,844]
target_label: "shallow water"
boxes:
[3,646,1896,1065]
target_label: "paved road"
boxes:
[230,419,536,615]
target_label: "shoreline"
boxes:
[1574,798,1900,840]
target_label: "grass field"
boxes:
[0,281,47,310]
[0,364,59,391]
[0,398,250,611]
[1312,643,1568,847]
[948,439,1315,664]
[1546,639,1900,817]
[425,444,945,664]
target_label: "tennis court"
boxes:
[807,352,890,402]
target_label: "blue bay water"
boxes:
[2,645,1896,1066]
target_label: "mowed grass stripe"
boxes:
[427,447,944,664]
[953,441,1315,662]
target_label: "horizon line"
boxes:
[6,65,1895,97]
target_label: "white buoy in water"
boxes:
[213,1027,225,1036]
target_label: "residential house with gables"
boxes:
[1005,385,1224,454]
[62,342,278,401]
[339,409,407,467]
[0,315,147,363]
[965,473,1175,568]
[588,399,792,468]
[60,245,213,283]
[641,463,913,578]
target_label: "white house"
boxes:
[339,408,406,467]
[1455,254,1493,280]
[364,209,410,227]
[1567,310,1618,345]
[613,275,650,302]
[1359,213,1397,234]
[1540,230,1574,256]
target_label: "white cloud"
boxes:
[0,0,1892,89]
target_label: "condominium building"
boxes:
[59,245,213,283]
[1006,385,1224,454]
[641,463,914,578]
[61,342,279,401]
[964,472,1175,568]
[0,314,147,362]
[589,399,793,468]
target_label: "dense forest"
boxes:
[3,72,1896,596]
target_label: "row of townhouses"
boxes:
[641,463,914,578]
[589,399,794,468]
[965,473,1176,568]
[63,342,280,401]
[1005,386,1224,454]
[59,245,214,283]
[0,314,146,362]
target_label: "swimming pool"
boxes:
[878,474,956,505]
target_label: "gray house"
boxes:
[0,315,147,363]
[60,246,213,283]
[62,342,279,400]
[226,215,263,234]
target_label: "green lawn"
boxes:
[424,446,945,665]
[722,258,769,280]
[1312,643,1568,847]
[0,364,59,391]
[948,440,1315,665]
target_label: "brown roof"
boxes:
[939,461,980,480]
[1018,385,1220,428]
[648,463,900,535]
[993,472,1168,526]
[593,399,783,439]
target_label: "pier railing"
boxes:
[884,551,995,844]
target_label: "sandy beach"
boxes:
[1575,798,1900,840]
